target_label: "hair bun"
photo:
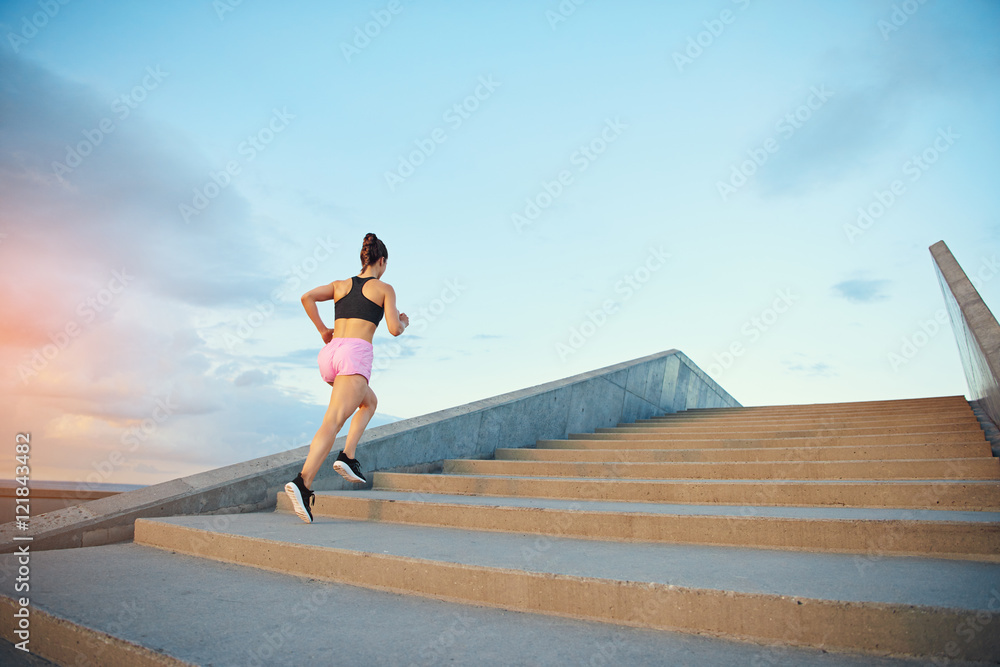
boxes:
[360,233,388,268]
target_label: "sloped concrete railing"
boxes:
[931,241,1000,429]
[0,349,738,553]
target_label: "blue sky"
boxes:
[2,0,998,485]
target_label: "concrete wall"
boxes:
[0,349,738,553]
[931,241,1000,428]
[0,485,131,525]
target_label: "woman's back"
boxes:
[332,275,386,342]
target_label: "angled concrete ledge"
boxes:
[0,349,738,553]
[932,240,1000,428]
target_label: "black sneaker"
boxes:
[333,450,367,484]
[284,473,315,523]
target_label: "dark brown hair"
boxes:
[360,233,388,268]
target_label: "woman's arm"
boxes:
[301,282,337,343]
[381,283,409,337]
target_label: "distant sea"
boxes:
[0,479,146,492]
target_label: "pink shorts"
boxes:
[317,338,373,383]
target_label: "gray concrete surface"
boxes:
[279,489,999,560]
[557,432,983,445]
[306,489,1000,522]
[683,394,969,412]
[371,471,1000,509]
[0,481,140,525]
[0,349,740,554]
[597,425,982,437]
[0,544,940,667]
[138,511,1000,610]
[0,640,57,666]
[932,240,1000,427]
[498,442,995,461]
[440,457,1000,480]
[130,511,1000,659]
[972,398,1000,457]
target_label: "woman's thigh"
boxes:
[326,374,369,420]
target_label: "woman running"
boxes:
[285,233,408,523]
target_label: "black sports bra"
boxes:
[334,276,384,326]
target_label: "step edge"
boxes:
[0,594,195,667]
[133,519,1000,661]
[273,494,1000,561]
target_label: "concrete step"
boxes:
[441,457,1000,481]
[632,414,979,428]
[596,423,984,437]
[0,640,55,667]
[12,543,931,667]
[680,398,970,417]
[676,396,969,414]
[373,472,1000,510]
[675,411,976,423]
[274,489,1000,561]
[497,442,996,462]
[663,402,973,418]
[550,432,986,447]
[130,512,1000,662]
[671,408,974,422]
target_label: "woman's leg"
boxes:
[343,384,378,459]
[300,374,368,488]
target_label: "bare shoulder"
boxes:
[332,277,354,301]
[361,278,393,306]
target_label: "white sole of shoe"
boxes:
[333,460,365,484]
[284,482,312,523]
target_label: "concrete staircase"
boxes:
[6,395,1000,664]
